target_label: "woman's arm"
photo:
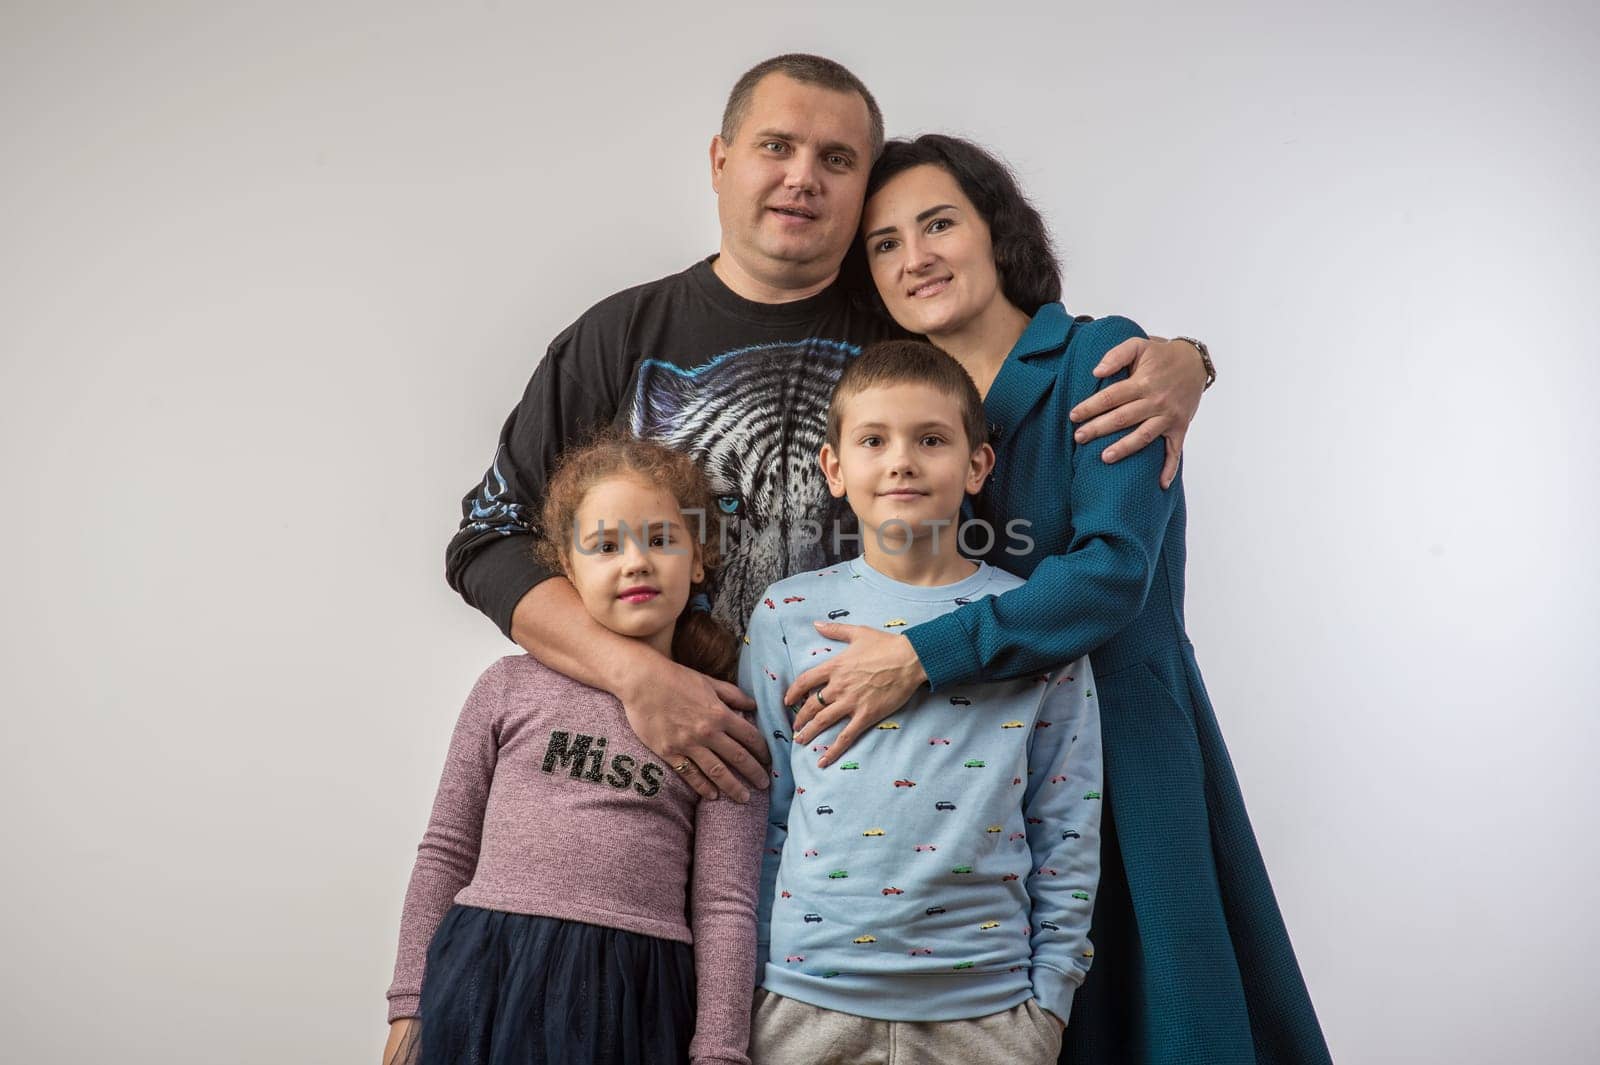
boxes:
[384,661,509,1023]
[788,318,1178,755]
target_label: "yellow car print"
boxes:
[853,935,877,944]
[884,618,908,628]
[979,921,1001,930]
[1001,720,1025,729]
[985,825,1003,833]
[863,828,886,837]
[876,722,901,730]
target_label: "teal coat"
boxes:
[906,304,1332,1064]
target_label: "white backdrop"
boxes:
[3,2,1597,1062]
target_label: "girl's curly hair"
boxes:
[536,429,738,682]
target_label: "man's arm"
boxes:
[1068,335,1210,490]
[446,310,767,797]
[444,334,612,637]
[510,578,766,802]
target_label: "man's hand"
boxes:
[785,623,927,766]
[617,658,767,802]
[509,578,767,801]
[1068,336,1207,489]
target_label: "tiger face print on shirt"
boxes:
[627,339,860,636]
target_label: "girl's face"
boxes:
[861,163,1008,341]
[563,475,704,656]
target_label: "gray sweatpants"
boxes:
[748,989,1064,1065]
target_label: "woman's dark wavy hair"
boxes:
[844,134,1062,318]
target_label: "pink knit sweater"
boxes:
[387,655,768,1065]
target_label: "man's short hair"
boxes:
[827,339,988,454]
[721,54,885,160]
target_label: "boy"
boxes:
[740,339,1103,1064]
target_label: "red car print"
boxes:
[781,891,792,898]
[908,947,933,956]
[914,844,937,852]
[764,598,776,610]
[783,596,805,603]
[1026,817,1043,825]
[1008,832,1025,841]
[1001,873,1019,882]
[809,647,834,656]
[796,787,806,794]
[1038,867,1060,876]
[893,779,917,788]
[766,847,781,855]
[765,669,778,681]
[785,954,805,963]
[1050,775,1068,783]
[928,737,952,745]
[803,849,819,857]
[882,887,905,896]
[1012,777,1022,785]
[811,745,829,753]
[1035,721,1053,728]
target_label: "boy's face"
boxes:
[820,382,994,548]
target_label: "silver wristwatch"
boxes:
[1174,336,1216,391]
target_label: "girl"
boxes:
[383,431,768,1065]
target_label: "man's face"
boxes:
[710,73,874,288]
[820,382,993,552]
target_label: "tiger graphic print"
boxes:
[628,339,860,636]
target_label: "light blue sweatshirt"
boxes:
[741,555,1103,1023]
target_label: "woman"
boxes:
[786,135,1332,1064]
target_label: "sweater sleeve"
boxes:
[738,597,796,978]
[687,765,769,1065]
[1021,658,1104,1022]
[905,317,1180,689]
[385,661,511,1021]
[444,306,632,639]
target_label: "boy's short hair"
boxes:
[827,339,988,454]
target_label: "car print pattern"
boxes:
[748,574,1100,986]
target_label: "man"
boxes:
[445,54,1210,802]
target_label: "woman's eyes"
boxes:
[870,218,953,255]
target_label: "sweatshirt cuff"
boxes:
[386,993,421,1023]
[1031,964,1078,1025]
[904,612,983,692]
[463,534,559,640]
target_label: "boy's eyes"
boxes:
[856,435,948,447]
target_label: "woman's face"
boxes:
[862,164,1005,340]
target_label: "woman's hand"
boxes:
[618,658,768,802]
[382,1018,421,1065]
[1068,336,1208,489]
[785,622,928,766]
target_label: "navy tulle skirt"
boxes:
[411,905,697,1065]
